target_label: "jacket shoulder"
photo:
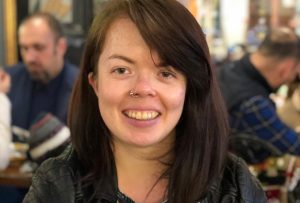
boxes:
[23,146,77,203]
[64,62,79,78]
[223,154,267,202]
[63,62,79,88]
[205,154,267,202]
[4,63,27,77]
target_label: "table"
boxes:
[0,160,32,188]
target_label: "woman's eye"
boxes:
[112,67,128,74]
[160,71,175,79]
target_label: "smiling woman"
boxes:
[23,0,267,203]
[88,18,186,150]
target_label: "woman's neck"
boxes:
[113,142,172,203]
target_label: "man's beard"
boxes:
[28,63,51,83]
[28,67,52,83]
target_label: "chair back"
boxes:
[229,133,283,164]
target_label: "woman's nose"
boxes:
[131,74,157,97]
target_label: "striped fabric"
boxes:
[230,95,300,156]
[28,113,70,163]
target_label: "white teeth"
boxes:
[126,111,159,120]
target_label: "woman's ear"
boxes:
[88,72,99,96]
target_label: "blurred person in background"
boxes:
[0,68,26,203]
[1,12,78,203]
[23,0,266,202]
[218,27,300,163]
[4,12,78,135]
[0,69,11,170]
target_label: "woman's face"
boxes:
[89,17,186,148]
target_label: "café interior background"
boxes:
[0,0,300,68]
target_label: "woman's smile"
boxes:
[123,110,160,120]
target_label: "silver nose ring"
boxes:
[129,89,138,97]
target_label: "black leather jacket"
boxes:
[23,147,267,203]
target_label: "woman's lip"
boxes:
[122,111,161,128]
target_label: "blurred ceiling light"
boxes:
[282,0,295,8]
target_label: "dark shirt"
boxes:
[29,69,64,126]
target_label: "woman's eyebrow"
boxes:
[108,54,169,68]
[108,54,135,64]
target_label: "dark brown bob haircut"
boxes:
[69,0,229,202]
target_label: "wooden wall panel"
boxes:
[4,0,17,65]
